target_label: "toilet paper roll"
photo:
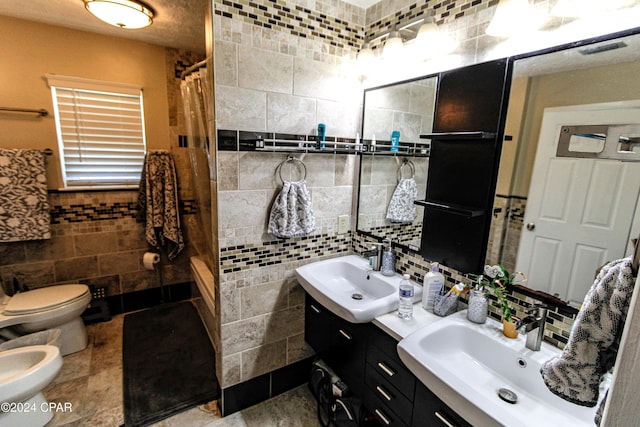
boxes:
[143,252,160,270]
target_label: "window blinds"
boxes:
[46,75,146,189]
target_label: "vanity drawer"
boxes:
[366,363,413,424]
[364,385,410,427]
[412,381,472,427]
[368,324,403,360]
[366,343,415,400]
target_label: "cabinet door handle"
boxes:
[338,329,352,340]
[376,385,393,401]
[310,304,321,314]
[374,408,392,426]
[435,411,457,427]
[377,362,395,377]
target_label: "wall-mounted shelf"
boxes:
[218,129,430,156]
[420,131,497,140]
[415,200,485,218]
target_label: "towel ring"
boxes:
[278,156,307,182]
[397,159,415,181]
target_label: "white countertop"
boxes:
[372,302,443,341]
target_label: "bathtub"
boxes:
[190,256,217,351]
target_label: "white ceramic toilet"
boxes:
[0,284,92,356]
[0,344,63,427]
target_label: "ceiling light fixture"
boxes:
[84,0,155,29]
[486,0,544,37]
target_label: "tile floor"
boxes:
[43,307,319,426]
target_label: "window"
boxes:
[46,75,147,189]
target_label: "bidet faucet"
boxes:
[515,304,549,351]
[361,243,383,271]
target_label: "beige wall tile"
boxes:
[55,257,99,282]
[241,281,289,319]
[221,316,266,355]
[240,339,287,380]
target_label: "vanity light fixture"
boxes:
[84,0,155,29]
[356,43,376,76]
[382,28,404,61]
[486,0,544,37]
[415,18,457,58]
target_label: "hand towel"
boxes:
[0,149,50,242]
[137,150,184,261]
[386,178,418,223]
[268,180,316,239]
[540,256,635,408]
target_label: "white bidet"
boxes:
[0,345,63,427]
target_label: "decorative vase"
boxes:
[466,290,488,324]
[502,318,518,339]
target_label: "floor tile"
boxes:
[40,307,318,426]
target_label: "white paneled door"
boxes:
[516,101,640,306]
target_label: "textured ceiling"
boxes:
[0,0,208,54]
[0,0,380,55]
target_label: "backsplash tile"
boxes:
[354,231,576,350]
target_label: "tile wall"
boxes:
[0,190,196,313]
[210,0,580,404]
[212,0,366,391]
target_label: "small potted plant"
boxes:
[482,264,527,338]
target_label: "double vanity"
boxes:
[296,255,601,426]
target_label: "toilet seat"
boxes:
[3,284,90,316]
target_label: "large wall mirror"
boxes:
[357,75,437,249]
[358,29,640,309]
[489,30,640,308]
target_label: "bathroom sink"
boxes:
[295,255,422,323]
[397,311,601,426]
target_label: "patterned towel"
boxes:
[268,180,316,239]
[0,149,50,242]
[540,257,635,408]
[386,178,418,223]
[137,150,184,261]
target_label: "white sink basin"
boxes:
[398,311,602,426]
[295,255,422,323]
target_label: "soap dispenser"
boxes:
[381,239,396,276]
[422,262,444,311]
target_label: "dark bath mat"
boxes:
[123,301,218,426]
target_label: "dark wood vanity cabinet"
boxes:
[304,294,367,397]
[304,293,473,427]
[365,325,416,427]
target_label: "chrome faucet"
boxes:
[361,243,383,271]
[515,304,549,351]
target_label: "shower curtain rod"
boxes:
[180,59,207,79]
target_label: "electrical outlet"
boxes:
[338,215,349,235]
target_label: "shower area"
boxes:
[180,59,220,352]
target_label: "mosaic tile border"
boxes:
[368,0,493,28]
[214,0,364,49]
[220,232,351,273]
[49,197,197,224]
[367,222,423,246]
[366,0,497,49]
[354,230,576,349]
